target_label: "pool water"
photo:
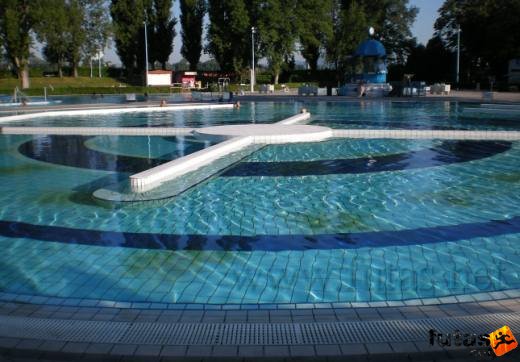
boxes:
[0,101,519,305]
[1,102,301,128]
[3,101,519,131]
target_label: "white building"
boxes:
[147,70,172,86]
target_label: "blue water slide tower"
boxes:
[353,29,387,84]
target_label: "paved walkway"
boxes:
[0,297,519,361]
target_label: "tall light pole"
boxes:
[456,25,461,86]
[98,48,103,78]
[251,26,256,93]
[144,13,149,87]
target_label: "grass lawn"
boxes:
[0,76,309,96]
[0,76,176,96]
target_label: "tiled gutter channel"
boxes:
[0,298,518,360]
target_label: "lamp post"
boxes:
[98,49,103,78]
[144,13,149,87]
[251,26,256,93]
[456,25,461,86]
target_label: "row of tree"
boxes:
[110,0,418,84]
[3,0,518,89]
[203,0,417,84]
[0,0,418,88]
[402,0,520,87]
[0,0,110,88]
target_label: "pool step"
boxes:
[275,111,311,125]
[94,142,263,201]
[121,112,318,196]
[129,136,255,192]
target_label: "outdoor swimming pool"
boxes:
[0,101,518,305]
[3,101,519,131]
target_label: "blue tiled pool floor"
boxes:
[0,101,519,306]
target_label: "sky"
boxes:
[102,0,445,66]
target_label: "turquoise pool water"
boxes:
[3,101,519,131]
[1,102,300,128]
[305,101,520,130]
[0,101,519,305]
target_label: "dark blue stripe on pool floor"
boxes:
[0,216,518,251]
[18,137,512,177]
[222,141,512,177]
[18,135,206,173]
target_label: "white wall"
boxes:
[148,73,171,86]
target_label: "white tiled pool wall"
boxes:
[0,103,235,123]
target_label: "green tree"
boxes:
[81,0,111,77]
[326,0,367,79]
[206,0,251,74]
[342,0,417,63]
[404,36,452,83]
[150,0,176,69]
[180,0,205,70]
[67,0,86,77]
[295,0,333,71]
[33,0,85,78]
[435,0,520,83]
[33,0,69,78]
[256,0,298,84]
[0,0,34,88]
[110,0,151,76]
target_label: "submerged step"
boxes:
[94,112,328,200]
[93,143,263,201]
[275,111,311,125]
[125,112,321,195]
[129,136,255,192]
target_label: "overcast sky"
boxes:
[91,0,446,66]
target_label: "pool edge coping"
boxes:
[1,289,519,311]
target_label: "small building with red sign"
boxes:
[173,71,197,88]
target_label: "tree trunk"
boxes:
[73,63,79,78]
[15,57,30,89]
[162,62,166,70]
[58,67,63,78]
[274,72,280,85]
[20,67,30,89]
[309,57,318,72]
